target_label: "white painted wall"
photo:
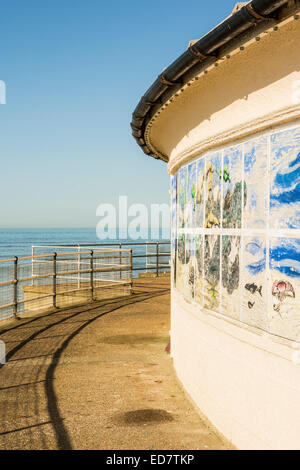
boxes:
[171,289,300,450]
[146,17,300,175]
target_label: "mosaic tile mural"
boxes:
[205,152,221,229]
[244,136,268,229]
[176,233,185,295]
[195,159,205,229]
[178,166,187,229]
[270,127,300,229]
[222,235,240,320]
[187,161,196,229]
[184,234,195,302]
[222,145,243,229]
[204,234,220,312]
[194,234,203,305]
[171,174,177,285]
[173,124,300,341]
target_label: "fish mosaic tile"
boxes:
[241,236,267,329]
[269,237,300,340]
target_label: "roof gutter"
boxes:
[131,0,298,162]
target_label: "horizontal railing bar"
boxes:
[32,242,170,248]
[32,259,131,264]
[51,249,131,257]
[0,280,16,287]
[0,253,56,263]
[0,293,55,310]
[92,281,131,288]
[0,280,133,311]
[16,293,55,305]
[0,249,133,264]
[93,249,132,254]
[39,266,130,278]
[33,242,170,245]
[0,264,167,286]
[32,255,169,262]
[18,273,54,283]
[51,286,92,296]
[93,280,131,286]
[0,302,15,310]
[132,253,170,258]
[45,282,131,297]
[93,266,131,273]
[131,266,170,271]
[54,266,132,277]
[56,269,92,277]
[0,266,133,287]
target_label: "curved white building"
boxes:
[131,0,300,449]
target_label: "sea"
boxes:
[0,228,170,263]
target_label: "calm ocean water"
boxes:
[0,228,170,260]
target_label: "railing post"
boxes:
[146,242,149,273]
[13,257,18,318]
[156,242,159,277]
[77,245,80,289]
[53,253,57,309]
[119,243,122,280]
[31,246,34,286]
[129,249,133,294]
[90,250,94,301]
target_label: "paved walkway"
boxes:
[0,278,230,450]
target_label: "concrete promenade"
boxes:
[0,278,230,450]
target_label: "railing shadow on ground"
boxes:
[0,279,170,450]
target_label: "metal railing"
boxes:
[32,242,171,278]
[0,248,133,321]
[0,242,170,321]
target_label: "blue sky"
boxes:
[0,0,235,228]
